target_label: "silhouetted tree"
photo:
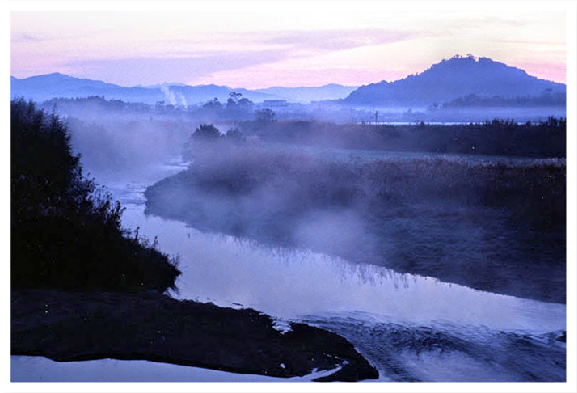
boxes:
[255,108,276,123]
[191,124,222,140]
[10,99,180,292]
[227,92,243,108]
[203,97,223,110]
[226,128,246,142]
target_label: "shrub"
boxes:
[10,99,180,293]
[191,124,222,140]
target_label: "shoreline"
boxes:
[144,162,566,304]
[10,355,356,382]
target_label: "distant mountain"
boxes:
[343,55,566,107]
[12,56,566,108]
[9,73,279,105]
[10,74,353,105]
[10,73,164,103]
[11,73,164,104]
[254,84,358,103]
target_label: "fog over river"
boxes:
[26,150,562,383]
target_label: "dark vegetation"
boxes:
[147,125,566,302]
[189,123,222,140]
[10,99,180,292]
[38,92,566,134]
[238,118,566,158]
[12,290,378,382]
[441,91,565,109]
[41,92,257,121]
[43,95,152,115]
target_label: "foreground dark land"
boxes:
[10,99,378,381]
[11,290,377,381]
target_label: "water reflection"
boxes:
[120,203,564,334]
[96,161,567,382]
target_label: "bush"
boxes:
[10,99,180,292]
[191,124,222,140]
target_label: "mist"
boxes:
[10,6,572,383]
[28,92,566,307]
[145,122,565,303]
[10,77,567,383]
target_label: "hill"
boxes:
[343,55,566,107]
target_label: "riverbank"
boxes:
[145,146,566,303]
[11,289,379,382]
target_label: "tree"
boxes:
[227,91,243,107]
[191,124,222,140]
[255,108,276,123]
[226,92,254,115]
[10,99,180,292]
[203,97,222,110]
[237,97,254,108]
[226,128,246,142]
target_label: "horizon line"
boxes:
[10,54,568,89]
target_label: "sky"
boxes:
[9,2,569,89]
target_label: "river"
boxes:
[109,154,567,382]
[11,151,567,383]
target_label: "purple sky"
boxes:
[10,4,568,88]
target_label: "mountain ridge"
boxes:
[10,74,357,105]
[11,55,566,107]
[343,55,566,107]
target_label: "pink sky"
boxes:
[10,4,568,88]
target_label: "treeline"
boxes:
[42,96,151,115]
[440,92,566,109]
[10,99,180,292]
[41,93,265,121]
[237,118,566,158]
